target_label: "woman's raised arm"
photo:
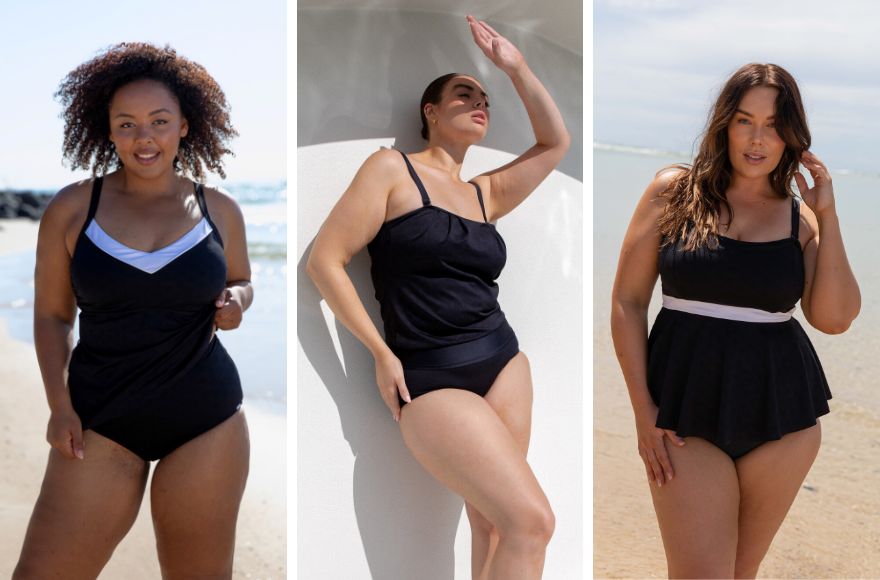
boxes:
[796,150,860,334]
[466,15,571,221]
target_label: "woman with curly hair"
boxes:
[14,43,251,578]
[611,63,860,577]
[307,16,569,579]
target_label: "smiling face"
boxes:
[108,79,189,178]
[424,75,490,143]
[726,86,786,183]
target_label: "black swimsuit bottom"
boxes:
[367,151,520,405]
[67,177,243,461]
[648,196,831,459]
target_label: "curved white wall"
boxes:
[297,8,582,181]
[297,9,582,579]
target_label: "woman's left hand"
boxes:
[214,288,243,330]
[467,14,525,76]
[795,150,835,217]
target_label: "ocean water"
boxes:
[595,146,880,416]
[0,182,287,413]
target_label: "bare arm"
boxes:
[33,184,88,459]
[206,187,253,329]
[796,151,860,334]
[466,15,570,221]
[610,170,684,487]
[306,149,410,420]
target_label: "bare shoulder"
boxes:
[470,174,491,197]
[199,184,246,250]
[366,147,405,171]
[43,178,94,231]
[357,147,407,187]
[635,165,681,220]
[340,147,409,207]
[649,166,684,196]
[201,183,244,222]
[798,197,819,242]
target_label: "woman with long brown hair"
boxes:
[611,63,860,577]
[307,15,569,580]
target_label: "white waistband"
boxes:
[662,295,794,323]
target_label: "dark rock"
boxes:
[0,190,53,220]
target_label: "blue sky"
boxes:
[595,0,880,173]
[0,0,284,189]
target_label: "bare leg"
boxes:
[150,410,250,580]
[468,352,534,579]
[649,437,740,578]
[14,431,148,579]
[399,387,553,580]
[733,423,821,578]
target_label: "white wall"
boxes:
[297,8,582,181]
[297,9,582,579]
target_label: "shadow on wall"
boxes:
[297,246,464,580]
[298,8,583,180]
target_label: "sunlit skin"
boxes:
[424,76,491,146]
[726,86,786,188]
[109,79,189,194]
[307,14,570,580]
[14,72,254,577]
[611,76,861,577]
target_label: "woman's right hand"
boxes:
[374,351,411,422]
[635,404,684,487]
[47,408,84,460]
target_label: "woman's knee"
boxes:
[497,499,555,545]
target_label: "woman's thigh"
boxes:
[649,436,740,579]
[734,422,821,577]
[484,351,534,453]
[150,410,250,577]
[14,430,149,579]
[466,351,534,523]
[399,387,551,535]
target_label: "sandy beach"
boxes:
[595,325,880,578]
[0,219,286,578]
[593,148,880,578]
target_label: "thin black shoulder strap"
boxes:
[791,195,800,240]
[195,182,224,247]
[78,177,103,238]
[397,150,431,206]
[85,177,103,222]
[470,181,489,223]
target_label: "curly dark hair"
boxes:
[56,42,237,180]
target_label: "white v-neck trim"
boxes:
[85,218,212,274]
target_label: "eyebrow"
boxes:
[453,83,489,99]
[735,108,775,119]
[113,108,174,119]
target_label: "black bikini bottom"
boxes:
[396,322,520,406]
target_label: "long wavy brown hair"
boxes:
[658,63,811,250]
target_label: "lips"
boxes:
[471,112,487,125]
[744,152,766,165]
[134,151,160,165]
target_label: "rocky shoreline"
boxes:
[0,191,53,220]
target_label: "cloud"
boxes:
[595,0,880,171]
